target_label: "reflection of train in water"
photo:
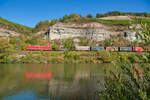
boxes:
[26,45,149,52]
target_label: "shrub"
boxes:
[99,63,150,100]
[52,44,59,50]
[63,38,75,50]
[79,37,91,46]
[64,51,80,61]
[96,51,112,63]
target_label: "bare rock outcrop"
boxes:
[0,28,20,37]
[47,22,137,41]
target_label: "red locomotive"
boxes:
[133,47,144,52]
[26,45,52,51]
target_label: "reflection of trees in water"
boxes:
[48,78,102,100]
[47,64,103,100]
[0,64,105,100]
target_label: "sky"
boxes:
[0,0,150,27]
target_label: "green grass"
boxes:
[98,19,130,26]
[0,17,32,34]
[133,18,150,26]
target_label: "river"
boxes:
[0,64,112,100]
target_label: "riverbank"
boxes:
[1,51,150,64]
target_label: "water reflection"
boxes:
[0,64,107,100]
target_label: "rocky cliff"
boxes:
[47,22,136,41]
[0,28,20,37]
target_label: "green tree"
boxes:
[96,13,102,18]
[52,44,59,50]
[63,38,75,50]
[86,14,93,18]
[79,37,91,46]
[0,38,13,58]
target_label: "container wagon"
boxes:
[58,48,70,51]
[75,46,90,51]
[106,47,119,51]
[91,46,105,51]
[119,47,132,52]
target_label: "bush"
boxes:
[63,38,75,50]
[79,37,91,46]
[96,51,112,63]
[99,63,150,100]
[64,51,80,61]
[52,44,59,50]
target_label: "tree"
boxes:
[52,44,59,50]
[79,37,91,46]
[0,38,13,58]
[96,13,102,18]
[63,38,75,50]
[86,14,93,18]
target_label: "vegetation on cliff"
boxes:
[1,11,150,34]
[0,17,32,34]
[96,11,150,17]
[33,11,150,32]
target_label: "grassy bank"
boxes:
[1,51,150,64]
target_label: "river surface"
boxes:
[0,64,112,100]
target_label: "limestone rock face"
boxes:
[48,22,116,41]
[123,31,137,42]
[47,22,138,41]
[0,28,20,37]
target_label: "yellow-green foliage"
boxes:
[64,51,80,61]
[63,38,75,50]
[0,38,14,58]
[0,17,32,34]
[52,44,59,50]
[99,19,130,26]
[99,63,150,100]
[96,51,112,63]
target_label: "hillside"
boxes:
[0,17,32,34]
[33,13,150,33]
[1,11,150,37]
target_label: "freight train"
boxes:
[26,45,149,52]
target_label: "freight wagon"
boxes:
[26,45,150,52]
[119,47,132,52]
[91,46,105,51]
[106,47,119,51]
[75,46,90,51]
[58,48,70,51]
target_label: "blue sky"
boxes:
[0,0,150,27]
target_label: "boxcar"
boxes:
[119,47,132,52]
[91,46,105,51]
[133,47,144,52]
[106,47,119,51]
[75,46,90,51]
[26,46,52,51]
